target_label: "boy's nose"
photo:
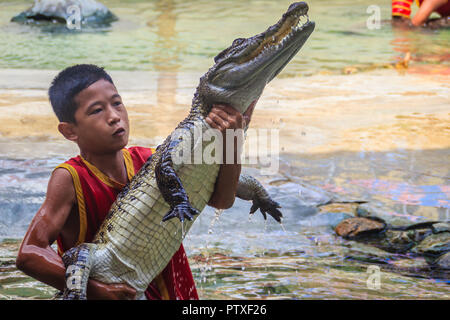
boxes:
[107,106,121,124]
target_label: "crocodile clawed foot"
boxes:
[162,202,200,222]
[250,198,283,223]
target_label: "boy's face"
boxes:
[70,79,130,154]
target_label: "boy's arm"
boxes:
[16,168,136,300]
[412,0,448,26]
[16,168,76,292]
[206,101,256,209]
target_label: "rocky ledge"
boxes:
[332,204,450,270]
[11,0,118,29]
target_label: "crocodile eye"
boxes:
[232,38,245,47]
[214,47,229,63]
[214,38,247,63]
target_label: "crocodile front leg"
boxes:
[155,139,200,222]
[236,174,283,223]
[61,243,96,300]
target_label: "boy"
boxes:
[392,0,450,26]
[15,64,255,299]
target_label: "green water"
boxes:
[0,0,449,75]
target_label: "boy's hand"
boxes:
[205,100,257,132]
[87,279,136,300]
[206,104,243,133]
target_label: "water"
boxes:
[0,153,448,299]
[0,0,449,75]
[0,0,449,300]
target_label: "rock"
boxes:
[355,204,420,227]
[307,212,353,229]
[406,228,431,242]
[370,230,421,254]
[424,16,450,30]
[11,0,118,28]
[411,232,450,257]
[431,222,450,234]
[342,241,397,264]
[335,217,386,239]
[389,256,428,270]
[434,252,450,270]
[296,183,333,207]
[261,182,318,219]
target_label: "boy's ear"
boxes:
[58,122,78,142]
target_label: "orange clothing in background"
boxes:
[56,146,199,300]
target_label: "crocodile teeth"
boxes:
[282,14,308,42]
[293,14,308,32]
[252,12,310,61]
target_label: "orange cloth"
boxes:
[392,0,413,18]
[56,146,199,300]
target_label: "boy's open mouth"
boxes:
[113,128,125,136]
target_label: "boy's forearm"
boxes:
[412,0,447,25]
[208,163,241,209]
[17,245,133,299]
[205,102,257,210]
[16,244,67,292]
[208,134,242,209]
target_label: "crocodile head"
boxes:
[197,2,315,114]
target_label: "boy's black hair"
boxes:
[48,64,114,123]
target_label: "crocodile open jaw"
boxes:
[198,2,315,114]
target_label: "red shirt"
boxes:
[56,146,198,300]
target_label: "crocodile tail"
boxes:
[61,243,95,300]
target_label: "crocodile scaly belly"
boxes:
[89,123,220,294]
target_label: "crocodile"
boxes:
[61,2,315,300]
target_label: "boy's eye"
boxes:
[113,101,123,107]
[90,108,102,115]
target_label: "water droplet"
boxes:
[208,209,223,234]
[180,219,186,239]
